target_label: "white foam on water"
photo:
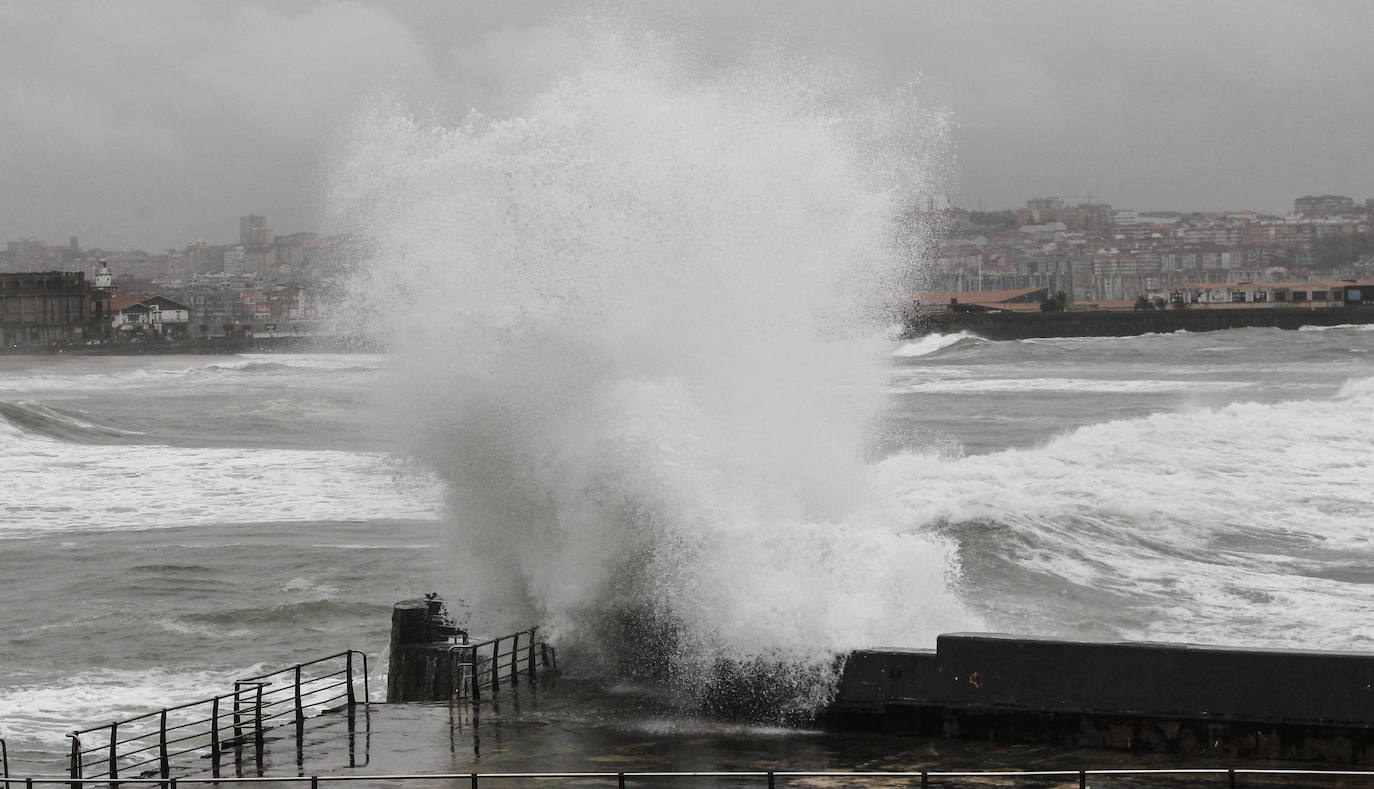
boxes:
[890,332,983,358]
[1298,323,1374,332]
[331,23,975,708]
[0,428,443,537]
[0,665,269,748]
[874,375,1374,649]
[0,353,384,396]
[894,377,1254,394]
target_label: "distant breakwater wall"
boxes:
[826,633,1374,763]
[908,305,1374,340]
[0,336,373,356]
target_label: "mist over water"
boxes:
[332,28,974,710]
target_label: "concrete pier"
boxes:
[910,304,1374,340]
[827,633,1374,763]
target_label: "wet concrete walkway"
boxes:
[201,678,1374,789]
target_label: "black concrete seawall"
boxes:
[828,633,1374,763]
[909,305,1374,340]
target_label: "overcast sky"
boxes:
[2,1,1371,250]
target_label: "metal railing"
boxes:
[1,738,8,783]
[448,628,555,701]
[66,651,367,782]
[5,766,1374,788]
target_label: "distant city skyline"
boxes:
[3,1,1372,250]
[12,187,1374,260]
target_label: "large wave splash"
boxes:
[331,30,976,714]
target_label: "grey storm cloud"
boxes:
[2,0,1372,250]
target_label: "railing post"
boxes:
[158,709,169,782]
[1078,770,1085,789]
[920,770,928,789]
[107,721,119,783]
[527,630,536,679]
[470,646,481,702]
[67,733,81,789]
[254,684,265,772]
[470,772,477,789]
[361,652,370,704]
[490,638,500,692]
[232,684,243,746]
[618,771,625,789]
[295,664,305,724]
[767,770,775,789]
[1228,768,1236,789]
[210,697,220,779]
[509,632,519,687]
[346,651,357,707]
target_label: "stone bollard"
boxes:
[386,596,465,702]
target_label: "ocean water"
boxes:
[2,327,1371,771]
[6,23,1374,777]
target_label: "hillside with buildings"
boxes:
[926,194,1374,307]
[5,195,1374,350]
[1,215,344,348]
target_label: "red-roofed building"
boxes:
[110,293,192,340]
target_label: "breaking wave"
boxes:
[333,24,974,716]
[875,375,1374,649]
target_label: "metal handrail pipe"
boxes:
[113,730,173,749]
[10,767,1374,785]
[257,694,347,724]
[109,754,160,773]
[106,731,203,757]
[103,741,159,759]
[296,682,347,697]
[279,677,347,695]
[297,690,348,707]
[305,669,349,682]
[72,688,245,734]
[297,682,349,700]
[464,628,538,651]
[1242,775,1374,780]
[236,652,356,685]
[160,718,218,737]
[94,733,203,767]
[259,698,297,714]
[254,689,296,705]
[307,692,349,708]
[297,686,346,701]
[161,730,216,750]
[78,689,252,734]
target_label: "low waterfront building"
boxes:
[0,271,111,347]
[110,293,193,340]
[1149,280,1374,307]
